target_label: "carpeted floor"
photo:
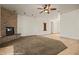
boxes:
[0,35,67,55]
[7,35,67,55]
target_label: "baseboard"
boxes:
[52,32,60,34]
[60,35,79,40]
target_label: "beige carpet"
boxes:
[13,35,67,55]
[0,35,67,55]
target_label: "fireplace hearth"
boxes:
[6,27,14,36]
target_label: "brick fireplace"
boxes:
[0,7,17,37]
[0,7,20,44]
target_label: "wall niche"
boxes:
[43,22,47,31]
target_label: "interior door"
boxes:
[51,22,54,34]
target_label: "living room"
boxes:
[0,4,79,55]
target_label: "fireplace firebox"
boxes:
[6,27,14,36]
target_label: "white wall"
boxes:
[17,15,32,36]
[60,9,79,39]
[17,12,60,36]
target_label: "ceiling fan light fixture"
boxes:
[44,10,48,12]
[38,4,56,14]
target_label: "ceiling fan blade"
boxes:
[48,4,51,7]
[44,4,47,7]
[40,10,44,14]
[51,8,56,10]
[44,4,47,9]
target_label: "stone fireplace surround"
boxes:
[0,7,20,44]
[0,7,17,37]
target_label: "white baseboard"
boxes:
[60,35,79,40]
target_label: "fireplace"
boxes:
[6,27,14,36]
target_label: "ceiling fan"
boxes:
[38,4,56,14]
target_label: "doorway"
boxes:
[51,22,54,34]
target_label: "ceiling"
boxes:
[0,4,79,17]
